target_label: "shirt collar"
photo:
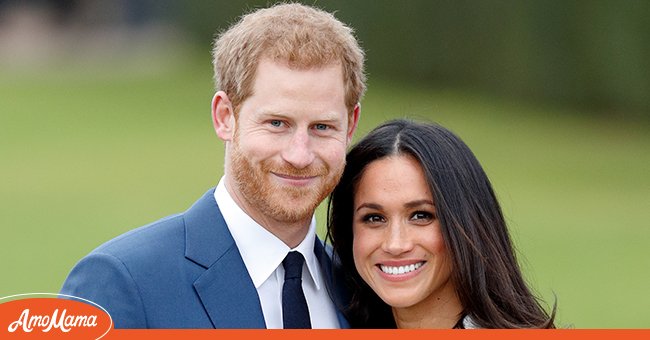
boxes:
[214,177,323,290]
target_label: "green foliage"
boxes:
[168,0,650,116]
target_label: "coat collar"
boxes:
[314,238,351,329]
[183,188,350,328]
[184,188,265,328]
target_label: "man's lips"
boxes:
[272,172,319,186]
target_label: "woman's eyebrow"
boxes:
[355,202,382,212]
[403,200,435,209]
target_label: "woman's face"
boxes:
[352,155,456,311]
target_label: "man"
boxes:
[60,3,365,329]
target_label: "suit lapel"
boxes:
[184,188,265,328]
[192,247,266,328]
[314,239,351,329]
[183,188,350,328]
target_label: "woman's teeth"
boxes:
[379,262,424,275]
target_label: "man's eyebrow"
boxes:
[317,112,346,121]
[257,110,345,121]
[257,110,286,117]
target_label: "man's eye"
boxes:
[270,120,283,127]
[314,123,328,130]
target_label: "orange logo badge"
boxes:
[0,293,112,339]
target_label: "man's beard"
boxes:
[229,139,344,223]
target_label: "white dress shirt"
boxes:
[214,177,340,328]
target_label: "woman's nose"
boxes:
[381,222,414,255]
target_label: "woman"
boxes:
[327,119,556,328]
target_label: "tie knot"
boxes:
[283,251,305,280]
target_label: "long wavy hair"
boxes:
[327,119,555,328]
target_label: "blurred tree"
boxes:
[6,0,645,116]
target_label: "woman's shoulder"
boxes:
[454,315,480,329]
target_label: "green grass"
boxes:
[1,57,648,328]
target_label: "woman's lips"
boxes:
[376,260,426,282]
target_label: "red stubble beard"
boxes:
[228,136,344,224]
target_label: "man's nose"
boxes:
[281,129,315,169]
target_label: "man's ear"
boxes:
[346,103,361,143]
[212,91,235,141]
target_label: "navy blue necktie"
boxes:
[282,251,311,329]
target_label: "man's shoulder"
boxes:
[88,187,221,264]
[91,213,186,260]
[60,213,209,328]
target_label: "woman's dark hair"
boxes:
[326,119,556,328]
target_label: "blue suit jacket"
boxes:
[60,188,350,328]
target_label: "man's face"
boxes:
[227,58,356,225]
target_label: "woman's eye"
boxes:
[411,211,434,222]
[363,214,385,224]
